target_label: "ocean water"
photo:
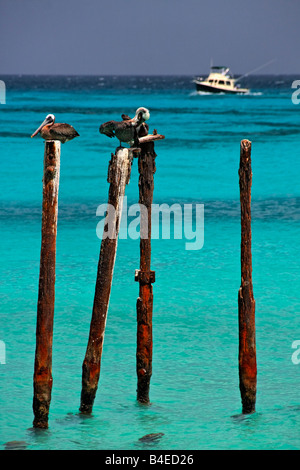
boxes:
[0,75,299,450]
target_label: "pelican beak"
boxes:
[31,117,49,138]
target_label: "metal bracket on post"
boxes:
[135,269,156,284]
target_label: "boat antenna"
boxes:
[235,59,276,83]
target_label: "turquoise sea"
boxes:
[0,75,299,450]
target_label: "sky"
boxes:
[0,0,299,76]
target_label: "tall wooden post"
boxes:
[135,125,156,404]
[80,147,134,414]
[238,139,257,414]
[33,140,61,428]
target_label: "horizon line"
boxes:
[1,72,300,78]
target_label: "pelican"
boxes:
[31,114,79,143]
[99,107,150,147]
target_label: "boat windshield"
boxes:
[211,66,232,77]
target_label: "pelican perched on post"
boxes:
[99,107,150,147]
[31,114,79,143]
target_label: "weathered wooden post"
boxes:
[80,147,135,414]
[135,126,163,404]
[238,139,257,414]
[33,140,61,428]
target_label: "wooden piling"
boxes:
[135,124,157,404]
[238,139,257,414]
[33,140,61,428]
[80,147,134,414]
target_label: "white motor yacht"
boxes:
[193,66,249,94]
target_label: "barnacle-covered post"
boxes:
[33,140,61,429]
[135,125,164,404]
[80,147,136,414]
[238,139,257,414]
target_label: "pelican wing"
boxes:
[100,119,138,144]
[50,123,79,139]
[99,121,117,138]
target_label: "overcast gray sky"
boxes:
[0,0,299,75]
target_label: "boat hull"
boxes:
[195,82,248,94]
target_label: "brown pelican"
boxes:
[99,107,150,147]
[31,114,79,143]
